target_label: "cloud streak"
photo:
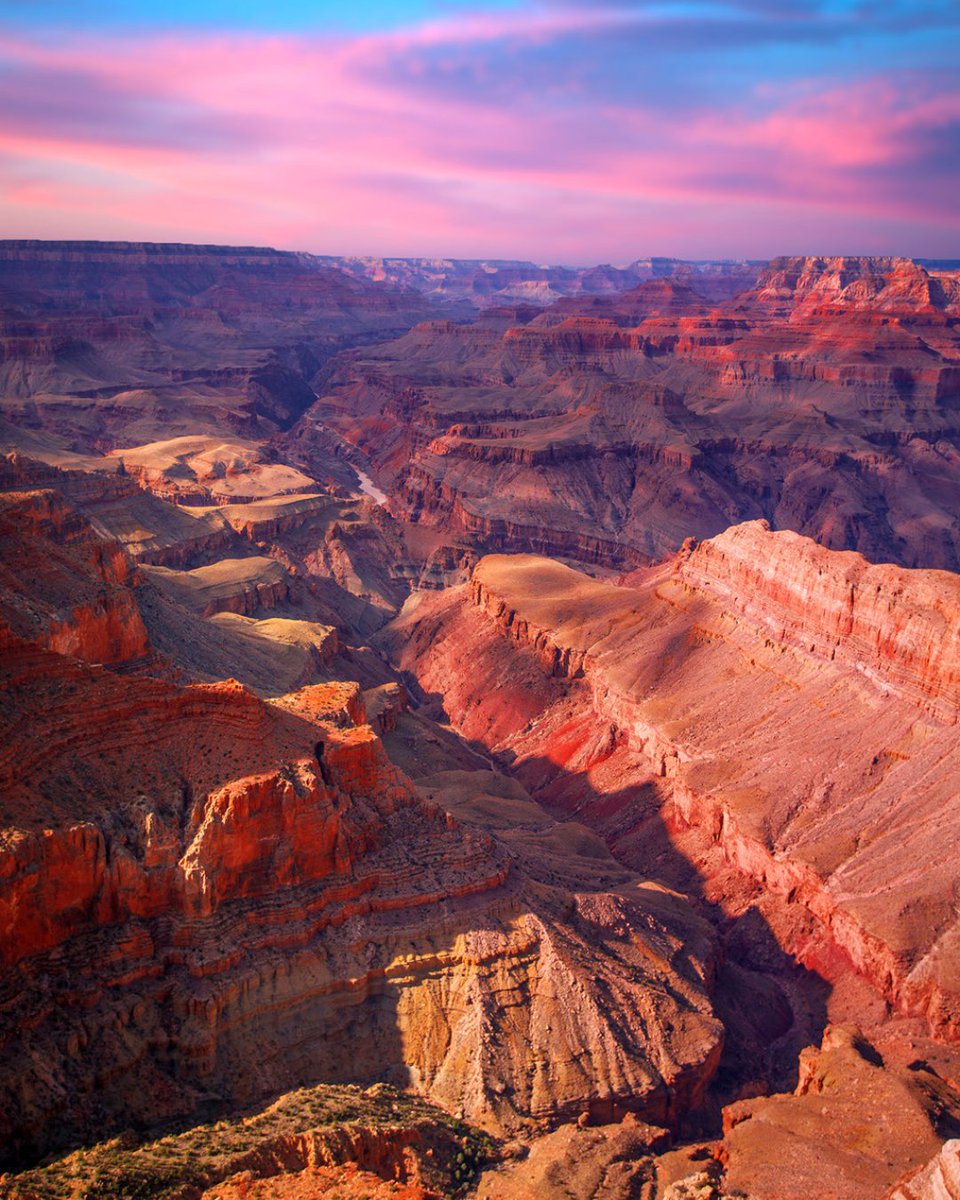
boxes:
[0,2,957,259]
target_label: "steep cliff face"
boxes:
[382,525,960,1047]
[676,520,960,722]
[0,623,720,1164]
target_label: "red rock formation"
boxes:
[5,241,960,1197]
[308,255,960,570]
[751,255,955,317]
[0,567,720,1166]
[381,526,960,1050]
[474,1115,670,1198]
[142,557,294,618]
[0,487,149,664]
[676,520,960,722]
[0,1082,493,1200]
[0,451,246,567]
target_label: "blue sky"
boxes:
[3,0,522,32]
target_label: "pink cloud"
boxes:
[0,20,957,259]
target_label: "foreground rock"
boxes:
[0,630,722,1161]
[720,1026,956,1199]
[382,522,960,1066]
[0,499,722,1165]
[0,1083,493,1199]
[474,1116,670,1199]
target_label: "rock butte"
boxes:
[1,243,960,1198]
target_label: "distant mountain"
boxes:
[315,252,763,308]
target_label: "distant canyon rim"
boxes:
[0,241,959,1200]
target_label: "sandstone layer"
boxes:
[381,523,960,1049]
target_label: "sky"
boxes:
[0,0,958,262]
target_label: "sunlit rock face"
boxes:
[383,526,960,1042]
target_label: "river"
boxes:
[355,467,388,505]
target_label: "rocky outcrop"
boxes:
[110,436,318,506]
[0,487,149,665]
[753,256,955,317]
[719,1026,954,1200]
[381,526,960,1049]
[141,557,293,617]
[474,1115,670,1199]
[0,451,247,567]
[364,682,409,733]
[0,1082,495,1200]
[0,613,720,1165]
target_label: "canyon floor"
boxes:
[1,244,959,1199]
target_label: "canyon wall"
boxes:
[0,493,723,1165]
[309,255,960,570]
[383,523,960,1045]
[0,240,436,451]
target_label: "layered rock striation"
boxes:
[382,523,960,1047]
[0,239,435,450]
[311,255,960,570]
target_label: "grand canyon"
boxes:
[0,239,957,1199]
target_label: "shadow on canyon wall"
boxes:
[401,678,836,1135]
[510,755,833,1114]
[3,691,833,1171]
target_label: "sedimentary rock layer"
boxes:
[382,522,960,1043]
[311,255,960,570]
